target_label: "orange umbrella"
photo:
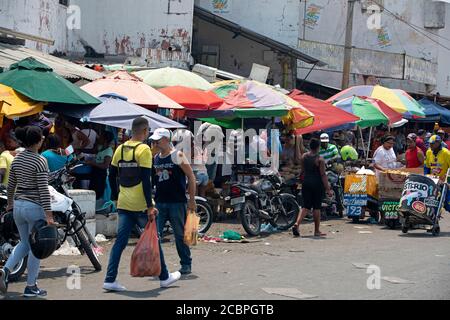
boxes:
[158,86,223,111]
[81,71,183,110]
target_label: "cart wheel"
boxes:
[402,226,409,234]
[352,216,360,224]
[432,226,441,237]
[386,220,396,230]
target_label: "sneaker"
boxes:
[23,286,47,298]
[292,226,300,237]
[0,268,8,295]
[103,281,127,292]
[160,272,181,288]
[179,265,192,275]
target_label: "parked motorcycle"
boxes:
[48,158,102,271]
[228,167,300,236]
[0,186,27,282]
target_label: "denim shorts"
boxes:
[195,171,209,186]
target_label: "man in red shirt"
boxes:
[405,134,424,168]
[416,129,428,154]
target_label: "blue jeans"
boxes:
[104,210,169,283]
[156,203,192,268]
[5,200,45,287]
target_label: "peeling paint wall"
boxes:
[68,0,194,62]
[0,0,68,53]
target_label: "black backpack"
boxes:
[118,143,143,188]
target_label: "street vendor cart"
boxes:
[343,173,379,223]
[399,171,448,236]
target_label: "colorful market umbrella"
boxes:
[288,90,360,135]
[134,67,214,91]
[52,94,185,131]
[327,85,425,118]
[158,86,223,111]
[333,96,389,128]
[211,80,313,127]
[0,57,100,105]
[359,96,403,125]
[0,84,45,120]
[81,71,183,110]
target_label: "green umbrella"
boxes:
[199,118,242,129]
[0,57,100,105]
[333,96,389,128]
[134,67,214,91]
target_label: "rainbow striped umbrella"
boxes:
[327,85,425,118]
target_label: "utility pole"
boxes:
[341,0,356,90]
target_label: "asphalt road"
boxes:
[3,215,450,300]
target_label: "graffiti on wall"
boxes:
[376,27,392,48]
[212,0,231,13]
[304,3,323,30]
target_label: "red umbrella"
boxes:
[158,86,223,111]
[288,90,360,135]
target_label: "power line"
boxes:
[371,0,450,52]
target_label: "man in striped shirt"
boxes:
[319,133,340,164]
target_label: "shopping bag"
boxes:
[184,210,200,246]
[130,220,161,277]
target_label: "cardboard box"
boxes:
[378,171,410,200]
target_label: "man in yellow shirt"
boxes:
[0,142,14,185]
[424,135,450,179]
[103,117,180,292]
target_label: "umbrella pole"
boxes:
[359,127,366,160]
[366,127,373,161]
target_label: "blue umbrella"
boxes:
[417,98,450,125]
[52,94,185,131]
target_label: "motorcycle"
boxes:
[227,167,300,236]
[48,158,102,271]
[0,186,27,282]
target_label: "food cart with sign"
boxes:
[399,171,448,236]
[343,173,379,223]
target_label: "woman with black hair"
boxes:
[292,138,332,238]
[0,126,53,298]
[373,135,398,177]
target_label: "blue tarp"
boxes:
[416,98,450,125]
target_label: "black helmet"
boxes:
[29,220,59,260]
[0,211,18,238]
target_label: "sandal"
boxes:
[292,226,300,237]
[314,232,327,238]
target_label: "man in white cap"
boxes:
[319,133,340,164]
[151,128,197,276]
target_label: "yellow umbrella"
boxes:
[0,84,45,122]
[371,85,408,114]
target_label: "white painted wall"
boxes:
[437,4,450,96]
[0,0,68,53]
[298,0,450,95]
[196,0,300,48]
[68,0,194,57]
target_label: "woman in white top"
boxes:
[373,136,398,176]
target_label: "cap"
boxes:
[320,133,330,143]
[150,128,172,141]
[407,133,417,141]
[429,135,442,144]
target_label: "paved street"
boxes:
[3,216,450,300]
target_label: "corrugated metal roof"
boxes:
[0,43,103,81]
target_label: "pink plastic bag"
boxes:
[130,220,161,277]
